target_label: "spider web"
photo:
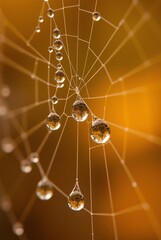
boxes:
[0,0,161,239]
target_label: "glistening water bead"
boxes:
[90,119,111,144]
[20,159,32,173]
[29,152,39,163]
[92,12,101,21]
[51,96,58,105]
[12,222,24,236]
[68,190,84,211]
[36,178,53,200]
[39,16,44,23]
[47,8,54,18]
[55,70,65,83]
[1,137,14,153]
[53,40,63,51]
[46,112,61,131]
[72,99,89,122]
[53,28,61,39]
[56,52,63,61]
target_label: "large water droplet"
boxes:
[72,99,89,122]
[46,112,61,131]
[90,119,111,144]
[36,178,53,200]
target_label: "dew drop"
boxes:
[53,40,63,51]
[53,28,61,39]
[56,52,63,61]
[12,222,24,236]
[48,46,53,53]
[68,183,84,211]
[55,70,65,83]
[20,159,32,173]
[1,138,14,153]
[1,85,10,98]
[46,112,61,131]
[35,26,41,33]
[0,195,11,212]
[92,12,101,21]
[0,104,8,116]
[57,83,64,89]
[47,8,54,18]
[29,152,39,163]
[72,99,89,122]
[36,178,53,200]
[51,96,58,105]
[90,119,111,144]
[57,63,62,70]
[39,16,44,23]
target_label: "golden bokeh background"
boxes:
[0,0,161,239]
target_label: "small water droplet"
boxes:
[92,12,101,21]
[47,8,54,18]
[53,40,63,51]
[53,28,61,39]
[55,70,65,83]
[72,99,89,122]
[90,119,111,144]
[46,112,61,131]
[36,178,53,200]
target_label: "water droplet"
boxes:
[20,159,32,173]
[72,99,89,122]
[48,46,53,53]
[39,16,44,23]
[68,183,84,211]
[46,112,61,131]
[1,138,14,153]
[57,63,62,70]
[92,12,101,21]
[55,70,65,83]
[90,119,111,144]
[56,52,63,61]
[0,195,11,212]
[35,26,41,33]
[57,83,64,88]
[53,28,61,39]
[53,40,63,51]
[29,152,39,163]
[1,85,10,98]
[12,222,24,236]
[36,178,53,200]
[47,8,54,18]
[51,96,58,105]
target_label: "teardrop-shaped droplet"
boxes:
[39,16,44,23]
[47,8,54,18]
[12,222,24,236]
[53,40,63,51]
[92,12,101,21]
[48,46,53,53]
[72,99,89,122]
[20,159,32,173]
[53,28,61,39]
[35,26,41,33]
[51,96,58,105]
[56,52,63,61]
[57,63,62,70]
[46,112,61,131]
[1,137,14,153]
[55,70,65,83]
[29,152,39,163]
[36,178,53,200]
[90,119,111,144]
[68,183,84,211]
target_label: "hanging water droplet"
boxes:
[39,16,44,23]
[53,28,61,39]
[12,222,24,236]
[51,96,58,105]
[90,119,111,144]
[48,46,53,53]
[47,8,54,18]
[68,183,84,211]
[53,40,63,51]
[46,112,61,131]
[57,83,64,88]
[57,63,62,70]
[72,99,89,122]
[55,70,65,83]
[20,159,32,173]
[92,12,101,21]
[0,104,8,116]
[1,85,10,98]
[36,177,53,200]
[35,26,41,33]
[56,52,63,61]
[29,152,39,163]
[0,195,11,212]
[1,138,14,153]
